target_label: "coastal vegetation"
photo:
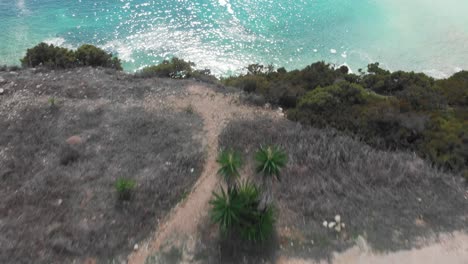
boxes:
[13,43,468,178]
[21,43,122,70]
[223,62,468,179]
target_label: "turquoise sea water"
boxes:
[1,0,467,77]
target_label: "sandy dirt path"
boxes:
[128,84,277,264]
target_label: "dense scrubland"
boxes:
[0,43,466,263]
[223,63,468,179]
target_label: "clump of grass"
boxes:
[115,178,136,201]
[48,97,57,108]
[184,104,194,115]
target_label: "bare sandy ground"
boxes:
[278,231,468,264]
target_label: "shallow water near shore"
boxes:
[1,0,467,77]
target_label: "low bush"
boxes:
[21,43,76,68]
[140,57,195,78]
[75,44,122,70]
[436,70,468,106]
[21,43,122,70]
[115,178,136,201]
[222,61,348,107]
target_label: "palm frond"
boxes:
[216,149,242,184]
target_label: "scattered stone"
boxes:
[36,84,43,89]
[0,88,4,95]
[66,135,83,145]
[0,76,5,83]
[190,168,194,173]
[134,243,139,251]
[57,199,63,206]
[334,214,341,223]
[328,221,336,229]
[322,221,328,227]
[417,197,422,202]
[334,224,342,232]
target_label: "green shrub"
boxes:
[75,44,122,70]
[140,57,195,78]
[21,43,76,68]
[21,43,122,70]
[210,181,275,242]
[436,71,468,106]
[115,178,136,201]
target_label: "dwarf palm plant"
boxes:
[216,149,242,190]
[209,187,243,235]
[255,145,287,210]
[209,180,275,241]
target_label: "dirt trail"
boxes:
[128,84,278,264]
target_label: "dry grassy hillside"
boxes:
[0,67,466,264]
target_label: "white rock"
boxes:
[334,225,341,232]
[328,222,336,229]
[57,199,63,206]
[341,223,345,228]
[330,49,337,54]
[134,244,139,251]
[322,221,328,227]
[417,198,422,202]
[0,88,4,95]
[335,214,341,223]
[190,168,194,173]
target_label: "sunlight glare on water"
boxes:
[0,0,467,77]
